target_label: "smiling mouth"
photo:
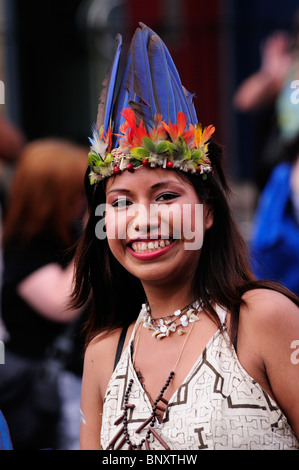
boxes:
[130,238,174,253]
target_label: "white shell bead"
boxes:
[186,308,195,316]
[152,331,161,337]
[168,323,177,332]
[189,314,199,322]
[180,315,189,327]
[157,333,166,340]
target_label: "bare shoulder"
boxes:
[85,328,123,362]
[238,288,299,367]
[236,288,299,408]
[240,288,299,328]
[84,323,135,379]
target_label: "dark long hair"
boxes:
[71,139,299,346]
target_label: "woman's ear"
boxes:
[204,204,214,231]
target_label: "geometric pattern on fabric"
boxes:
[101,312,299,450]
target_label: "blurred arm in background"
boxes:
[234,32,292,112]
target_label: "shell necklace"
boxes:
[141,299,202,339]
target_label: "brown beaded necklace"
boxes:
[108,318,196,450]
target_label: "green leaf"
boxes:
[88,151,108,167]
[191,149,203,162]
[155,140,169,154]
[181,149,192,161]
[130,147,149,159]
[165,141,176,153]
[88,152,99,166]
[104,153,113,164]
[142,136,156,153]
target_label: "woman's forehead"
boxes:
[105,167,187,193]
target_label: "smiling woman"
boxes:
[71,24,299,450]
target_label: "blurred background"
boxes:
[1,0,299,450]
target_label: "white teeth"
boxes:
[131,239,173,253]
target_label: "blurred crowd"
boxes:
[0,114,88,450]
[234,9,299,297]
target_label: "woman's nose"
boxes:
[127,203,160,238]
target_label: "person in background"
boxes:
[0,138,87,449]
[234,11,299,190]
[250,136,299,296]
[0,114,25,338]
[0,115,25,163]
[234,11,299,297]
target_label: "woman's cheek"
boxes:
[158,203,182,240]
[105,207,128,242]
[181,203,204,250]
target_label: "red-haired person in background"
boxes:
[0,138,87,449]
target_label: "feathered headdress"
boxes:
[88,23,215,184]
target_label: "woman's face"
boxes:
[104,167,213,288]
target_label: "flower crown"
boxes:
[88,107,215,184]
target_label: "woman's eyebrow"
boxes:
[107,180,185,195]
[106,188,132,195]
[151,180,185,190]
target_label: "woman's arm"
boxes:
[80,340,103,450]
[17,261,82,322]
[238,289,299,439]
[233,32,291,112]
[80,328,130,450]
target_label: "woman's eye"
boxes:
[156,192,180,202]
[111,198,132,208]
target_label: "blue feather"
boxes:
[129,27,157,124]
[183,87,198,125]
[112,51,132,148]
[95,23,198,149]
[148,34,178,123]
[139,23,198,125]
[97,34,122,131]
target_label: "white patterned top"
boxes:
[101,306,299,450]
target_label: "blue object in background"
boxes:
[250,163,299,296]
[0,410,13,450]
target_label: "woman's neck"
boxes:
[141,281,196,319]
